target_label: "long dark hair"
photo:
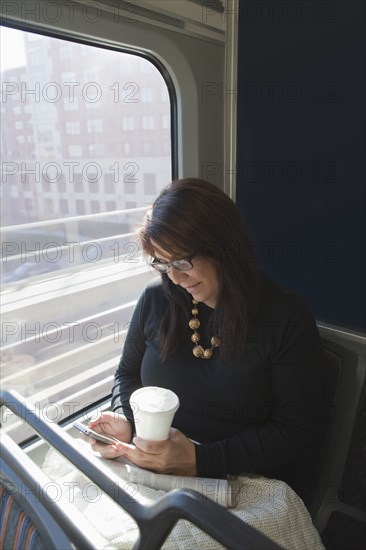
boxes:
[139,178,261,361]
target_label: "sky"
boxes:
[0,26,26,72]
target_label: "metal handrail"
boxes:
[1,433,110,549]
[0,207,147,233]
[0,389,283,550]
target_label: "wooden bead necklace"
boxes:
[189,300,221,359]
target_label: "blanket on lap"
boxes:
[42,442,325,550]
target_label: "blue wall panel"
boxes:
[236,0,365,330]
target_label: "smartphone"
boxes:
[73,420,120,445]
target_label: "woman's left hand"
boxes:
[115,428,197,476]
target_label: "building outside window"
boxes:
[0,25,173,442]
[142,115,155,130]
[143,173,156,195]
[122,117,135,131]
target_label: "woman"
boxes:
[89,178,326,507]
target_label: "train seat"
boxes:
[310,326,366,546]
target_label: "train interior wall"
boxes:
[235,2,365,549]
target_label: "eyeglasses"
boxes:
[151,257,194,273]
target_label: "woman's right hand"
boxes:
[87,411,132,458]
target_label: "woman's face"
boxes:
[151,242,220,309]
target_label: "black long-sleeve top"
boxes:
[111,275,326,507]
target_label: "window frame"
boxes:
[0,22,177,443]
[0,21,178,180]
[0,1,225,443]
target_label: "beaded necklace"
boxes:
[189,299,221,359]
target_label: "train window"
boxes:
[0,26,173,442]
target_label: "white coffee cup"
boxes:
[130,386,180,441]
